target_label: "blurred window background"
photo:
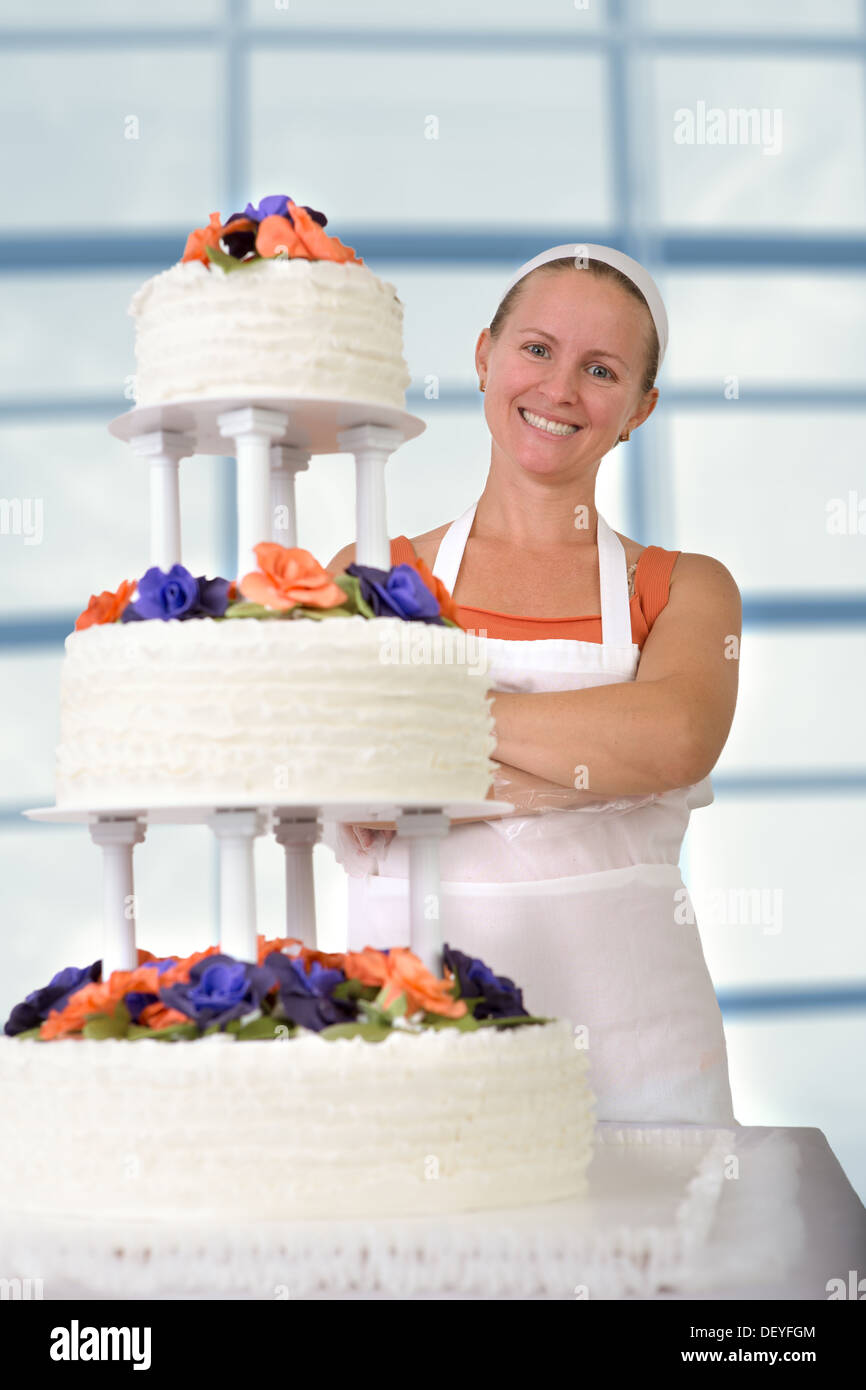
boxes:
[0,0,864,1197]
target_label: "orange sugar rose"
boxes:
[40,964,164,1039]
[181,211,225,266]
[379,948,467,1019]
[239,543,345,612]
[74,579,136,631]
[343,947,391,992]
[255,203,362,266]
[158,944,222,988]
[137,1001,190,1031]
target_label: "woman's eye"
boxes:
[524,343,549,357]
[588,364,613,380]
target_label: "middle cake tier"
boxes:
[55,615,497,809]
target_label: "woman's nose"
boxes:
[538,368,584,406]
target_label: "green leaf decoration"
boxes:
[127,1021,201,1042]
[13,1026,44,1041]
[82,1004,130,1041]
[419,1011,480,1032]
[332,979,379,1002]
[204,242,253,274]
[235,1016,297,1040]
[318,1021,393,1043]
[202,1019,242,1037]
[224,601,286,620]
[457,994,486,1013]
[371,986,408,1022]
[288,604,355,622]
[333,572,375,619]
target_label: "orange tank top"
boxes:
[389,536,679,650]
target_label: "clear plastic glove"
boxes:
[489,761,659,819]
[329,818,396,877]
[351,823,397,852]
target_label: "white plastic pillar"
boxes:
[89,817,146,978]
[270,444,311,547]
[208,809,265,963]
[336,424,403,571]
[218,407,288,580]
[273,814,320,948]
[129,431,193,571]
[393,809,450,976]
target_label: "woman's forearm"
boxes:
[490,678,702,796]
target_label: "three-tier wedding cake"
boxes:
[0,193,595,1224]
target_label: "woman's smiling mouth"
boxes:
[518,407,581,437]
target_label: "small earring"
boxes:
[619,430,630,441]
[479,381,486,392]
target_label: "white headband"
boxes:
[498,242,669,368]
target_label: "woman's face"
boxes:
[476,269,658,481]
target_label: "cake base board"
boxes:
[0,1124,804,1300]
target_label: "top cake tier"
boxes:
[130,256,411,411]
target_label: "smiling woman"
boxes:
[331,243,741,1127]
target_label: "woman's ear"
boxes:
[627,386,660,435]
[475,326,491,384]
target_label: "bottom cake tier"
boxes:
[0,1020,594,1220]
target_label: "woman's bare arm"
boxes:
[490,553,741,796]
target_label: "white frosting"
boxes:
[130,257,411,408]
[0,1022,595,1220]
[55,616,497,809]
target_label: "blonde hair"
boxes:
[488,256,659,396]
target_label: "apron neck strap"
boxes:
[596,513,633,647]
[432,500,476,594]
[432,500,633,646]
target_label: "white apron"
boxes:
[337,502,737,1126]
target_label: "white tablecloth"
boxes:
[2,1122,863,1300]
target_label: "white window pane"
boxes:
[687,795,866,988]
[0,652,62,802]
[250,51,612,229]
[650,57,866,230]
[724,1013,866,1205]
[648,0,860,33]
[0,425,226,617]
[664,272,866,387]
[0,51,221,230]
[666,412,866,593]
[0,823,216,1025]
[0,273,141,404]
[0,0,222,24]
[378,263,528,390]
[719,630,866,774]
[249,0,604,30]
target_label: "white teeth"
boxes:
[520,408,579,436]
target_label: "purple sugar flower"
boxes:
[4,959,101,1036]
[263,951,356,1033]
[122,564,198,620]
[195,575,232,616]
[346,562,443,624]
[121,566,231,623]
[236,195,327,228]
[159,955,277,1031]
[443,944,528,1021]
